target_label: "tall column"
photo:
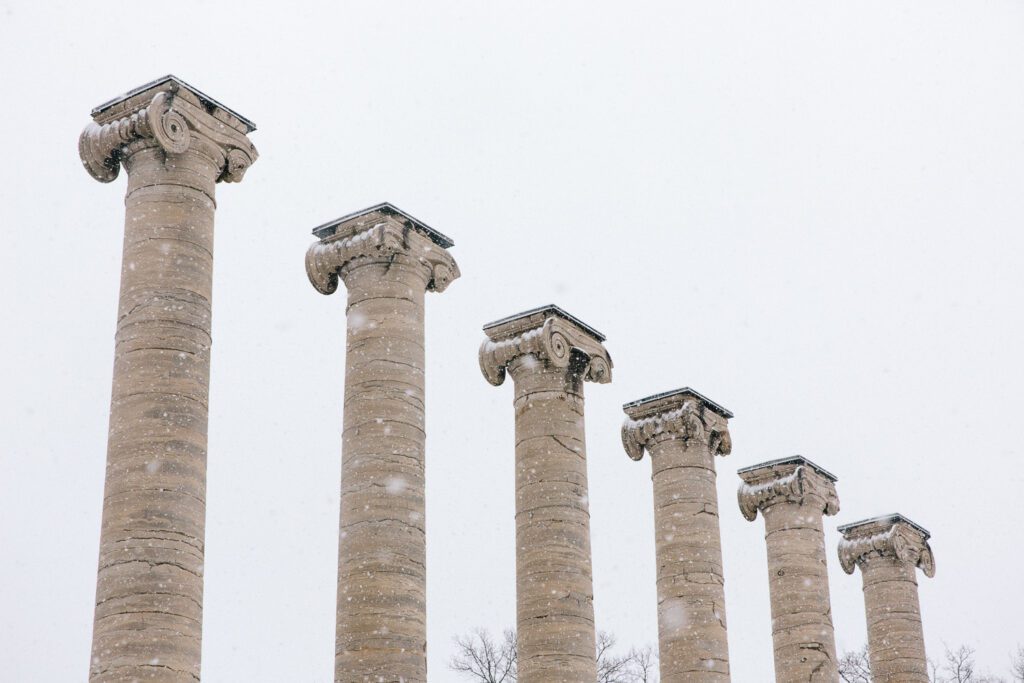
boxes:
[839,514,935,682]
[306,203,460,683]
[621,388,733,682]
[479,306,612,683]
[737,457,840,683]
[79,76,257,683]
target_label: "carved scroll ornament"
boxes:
[621,399,732,461]
[738,465,840,522]
[79,91,258,184]
[839,526,936,577]
[479,317,612,387]
[306,222,460,296]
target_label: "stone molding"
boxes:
[621,397,732,461]
[738,463,839,522]
[839,517,936,577]
[305,220,460,295]
[80,87,258,184]
[479,316,612,386]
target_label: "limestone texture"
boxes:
[307,203,459,683]
[622,388,733,682]
[839,514,935,683]
[738,457,840,683]
[79,76,257,683]
[480,306,612,683]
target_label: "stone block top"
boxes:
[838,513,930,540]
[312,202,455,249]
[483,304,605,342]
[90,74,256,133]
[622,387,733,420]
[737,455,837,483]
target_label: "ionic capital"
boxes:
[479,305,612,386]
[621,387,732,461]
[838,514,936,577]
[306,203,460,295]
[737,456,840,521]
[79,75,258,184]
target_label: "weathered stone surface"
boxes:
[81,76,257,683]
[737,457,840,683]
[480,306,612,683]
[839,514,935,683]
[622,388,733,682]
[307,203,459,683]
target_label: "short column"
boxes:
[839,514,935,683]
[737,457,841,683]
[307,203,460,683]
[79,76,258,683]
[621,388,733,681]
[480,306,612,683]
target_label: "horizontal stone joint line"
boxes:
[118,293,212,320]
[95,589,203,612]
[347,358,424,374]
[653,462,717,476]
[126,235,214,260]
[346,294,421,309]
[94,608,200,624]
[115,318,213,345]
[340,518,425,532]
[126,179,216,205]
[103,487,207,507]
[97,558,203,579]
[516,502,590,516]
[91,662,200,683]
[520,651,594,662]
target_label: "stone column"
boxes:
[79,76,257,683]
[479,306,612,683]
[839,514,935,682]
[306,203,459,683]
[621,388,733,682]
[737,457,840,683]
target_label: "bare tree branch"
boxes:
[839,645,872,683]
[449,628,517,683]
[450,628,658,683]
[1011,645,1024,683]
[943,643,977,683]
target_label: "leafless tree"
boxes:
[450,628,658,683]
[1011,646,1024,683]
[839,645,872,683]
[842,643,1016,683]
[937,644,1009,683]
[449,629,517,683]
[943,644,978,683]
[596,631,633,683]
[627,645,656,683]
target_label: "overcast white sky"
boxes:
[2,1,1023,680]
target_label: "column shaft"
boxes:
[739,458,840,683]
[512,361,597,683]
[761,503,837,682]
[337,261,429,682]
[92,145,219,683]
[649,438,729,681]
[81,77,257,683]
[862,558,928,681]
[480,306,610,683]
[307,205,458,682]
